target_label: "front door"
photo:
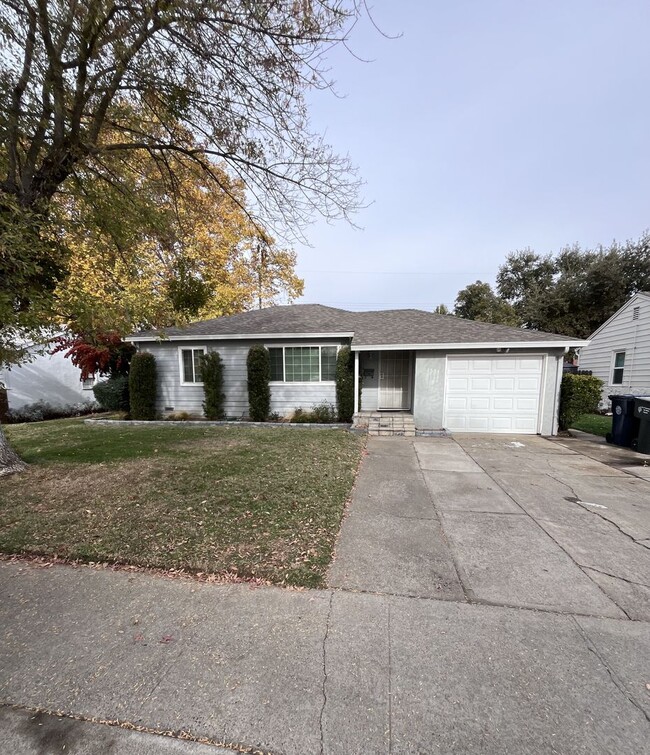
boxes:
[379,352,411,410]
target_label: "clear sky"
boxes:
[292,0,650,311]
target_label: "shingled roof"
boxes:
[128,304,583,347]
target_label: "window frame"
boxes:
[81,374,96,390]
[268,344,339,384]
[178,346,206,386]
[611,350,626,385]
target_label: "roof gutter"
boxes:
[127,331,355,343]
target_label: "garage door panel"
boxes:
[447,377,469,391]
[444,355,543,434]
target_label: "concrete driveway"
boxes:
[328,434,650,621]
[1,434,649,754]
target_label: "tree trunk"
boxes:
[0,423,27,477]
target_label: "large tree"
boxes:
[0,0,365,473]
[54,152,304,335]
[496,233,650,338]
[454,281,520,326]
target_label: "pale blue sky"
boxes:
[293,0,650,310]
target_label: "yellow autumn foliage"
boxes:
[54,153,303,335]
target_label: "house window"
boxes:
[612,351,625,385]
[82,375,95,390]
[268,346,338,382]
[180,348,205,384]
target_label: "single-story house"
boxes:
[578,291,650,407]
[0,337,95,410]
[128,304,586,435]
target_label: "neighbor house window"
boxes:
[82,374,96,390]
[181,348,205,383]
[268,346,338,382]
[612,351,625,385]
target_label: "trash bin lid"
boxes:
[633,397,650,418]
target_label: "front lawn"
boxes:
[571,413,611,437]
[0,419,363,587]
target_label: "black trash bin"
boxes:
[631,397,650,454]
[606,394,640,447]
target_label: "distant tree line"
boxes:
[449,231,650,338]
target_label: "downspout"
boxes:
[353,350,360,416]
[551,348,568,436]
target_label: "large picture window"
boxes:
[268,346,338,382]
[612,351,625,385]
[180,348,205,384]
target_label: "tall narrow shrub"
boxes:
[558,373,603,431]
[129,352,157,420]
[247,345,271,421]
[336,346,355,422]
[200,352,226,420]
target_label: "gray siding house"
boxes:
[578,292,650,406]
[128,304,586,435]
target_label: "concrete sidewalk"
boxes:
[1,561,649,754]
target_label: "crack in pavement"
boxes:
[581,565,650,590]
[547,472,650,548]
[570,617,650,725]
[318,591,333,755]
[459,450,634,621]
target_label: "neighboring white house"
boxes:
[128,304,586,435]
[0,338,94,410]
[578,291,650,407]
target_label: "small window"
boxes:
[321,346,337,381]
[633,306,640,320]
[269,348,284,381]
[181,348,205,383]
[612,351,625,385]
[82,375,95,390]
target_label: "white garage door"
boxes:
[444,355,544,434]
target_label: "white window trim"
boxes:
[610,350,626,386]
[267,344,339,384]
[178,346,206,386]
[81,374,97,390]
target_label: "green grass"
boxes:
[571,413,611,437]
[1,418,364,587]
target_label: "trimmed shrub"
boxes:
[93,375,129,412]
[311,401,337,423]
[200,351,226,420]
[129,352,157,420]
[558,373,603,431]
[335,346,355,422]
[247,345,271,421]
[290,402,338,424]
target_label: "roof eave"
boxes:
[351,340,589,351]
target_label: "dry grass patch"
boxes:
[1,420,364,587]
